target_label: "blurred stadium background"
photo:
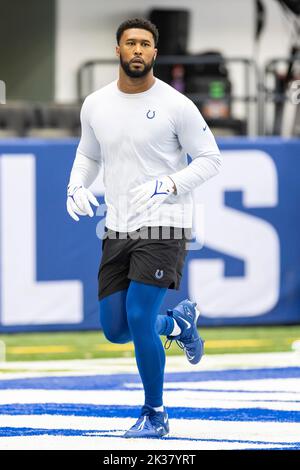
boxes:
[0,0,300,450]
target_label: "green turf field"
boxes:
[0,325,300,362]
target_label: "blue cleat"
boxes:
[165,299,204,365]
[123,404,169,439]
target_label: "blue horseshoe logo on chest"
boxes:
[146,110,156,119]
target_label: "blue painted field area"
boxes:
[0,361,299,450]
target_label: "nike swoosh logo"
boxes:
[152,180,168,197]
[203,125,207,131]
[186,351,195,360]
[178,316,191,329]
[137,416,147,431]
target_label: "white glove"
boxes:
[130,176,175,214]
[67,184,99,222]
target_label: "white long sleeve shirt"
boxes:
[69,78,221,232]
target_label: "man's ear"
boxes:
[154,48,158,60]
[116,45,120,58]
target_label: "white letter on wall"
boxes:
[0,155,83,325]
[190,150,280,317]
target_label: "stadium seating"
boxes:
[0,101,36,137]
[28,103,81,138]
[0,102,81,138]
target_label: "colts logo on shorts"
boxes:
[155,269,164,279]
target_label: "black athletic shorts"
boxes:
[98,226,191,300]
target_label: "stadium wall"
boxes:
[0,137,299,331]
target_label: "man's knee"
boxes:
[102,327,130,344]
[127,307,144,329]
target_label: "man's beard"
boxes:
[120,54,156,78]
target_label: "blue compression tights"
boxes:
[99,281,175,407]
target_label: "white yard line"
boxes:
[0,417,299,451]
[0,351,299,379]
[0,388,299,410]
[0,353,299,450]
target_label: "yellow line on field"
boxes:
[94,344,134,352]
[5,337,296,355]
[7,346,75,354]
[205,339,274,348]
[95,338,274,352]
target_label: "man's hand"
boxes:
[130,176,176,214]
[67,184,99,222]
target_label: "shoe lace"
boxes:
[175,340,185,350]
[164,338,185,352]
[151,413,164,428]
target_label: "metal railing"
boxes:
[77,56,259,135]
[262,56,300,135]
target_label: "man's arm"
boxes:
[169,99,222,195]
[130,99,221,214]
[67,97,101,221]
[69,152,100,188]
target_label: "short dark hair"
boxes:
[116,18,159,47]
